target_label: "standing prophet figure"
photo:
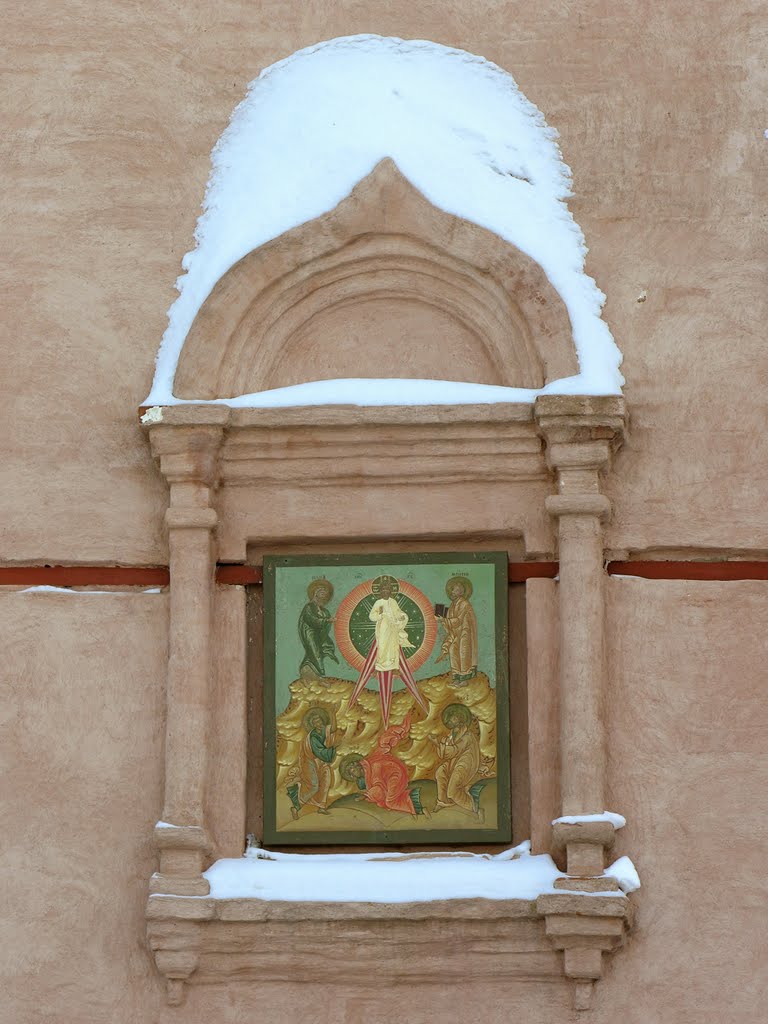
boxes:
[298,579,338,680]
[436,575,478,685]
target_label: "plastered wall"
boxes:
[3,2,767,1022]
[2,1,767,561]
[3,580,766,1024]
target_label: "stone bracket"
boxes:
[537,893,633,1010]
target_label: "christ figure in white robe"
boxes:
[348,576,428,726]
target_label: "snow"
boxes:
[140,405,163,424]
[199,839,633,902]
[605,855,641,893]
[162,379,539,409]
[145,35,623,409]
[553,811,626,829]
[203,843,563,902]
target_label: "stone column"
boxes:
[144,413,227,896]
[535,396,626,883]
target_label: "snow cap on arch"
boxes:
[145,34,623,407]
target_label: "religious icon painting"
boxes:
[262,552,511,845]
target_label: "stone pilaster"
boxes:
[144,412,227,898]
[535,396,629,1009]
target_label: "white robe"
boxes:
[370,597,413,671]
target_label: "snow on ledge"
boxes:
[150,379,540,410]
[553,811,626,829]
[145,35,623,409]
[199,842,622,903]
[605,855,641,893]
[204,843,561,902]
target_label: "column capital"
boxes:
[534,395,627,474]
[546,494,611,521]
[145,422,226,489]
[165,507,218,531]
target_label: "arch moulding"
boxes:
[173,159,579,399]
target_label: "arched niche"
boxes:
[173,159,579,399]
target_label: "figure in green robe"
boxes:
[298,579,338,679]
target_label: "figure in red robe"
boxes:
[339,712,416,814]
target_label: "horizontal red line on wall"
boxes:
[607,560,768,581]
[0,565,170,586]
[217,564,262,585]
[2,561,767,588]
[508,562,559,582]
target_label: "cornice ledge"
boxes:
[146,894,557,1006]
[139,404,232,429]
[139,402,536,431]
[226,402,537,430]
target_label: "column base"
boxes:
[149,872,210,896]
[554,875,621,893]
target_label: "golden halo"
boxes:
[307,578,334,602]
[442,703,472,727]
[339,752,365,781]
[445,575,473,599]
[334,578,437,672]
[302,706,330,732]
[371,574,399,596]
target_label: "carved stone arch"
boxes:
[173,159,579,398]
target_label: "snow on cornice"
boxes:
[145,35,623,407]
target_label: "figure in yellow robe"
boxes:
[437,576,478,684]
[431,703,481,814]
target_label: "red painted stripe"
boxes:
[2,560,766,589]
[216,564,263,585]
[508,562,559,581]
[606,561,768,581]
[220,560,768,583]
[0,565,169,586]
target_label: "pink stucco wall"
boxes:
[3,581,765,1022]
[3,2,767,1020]
[2,1,767,561]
